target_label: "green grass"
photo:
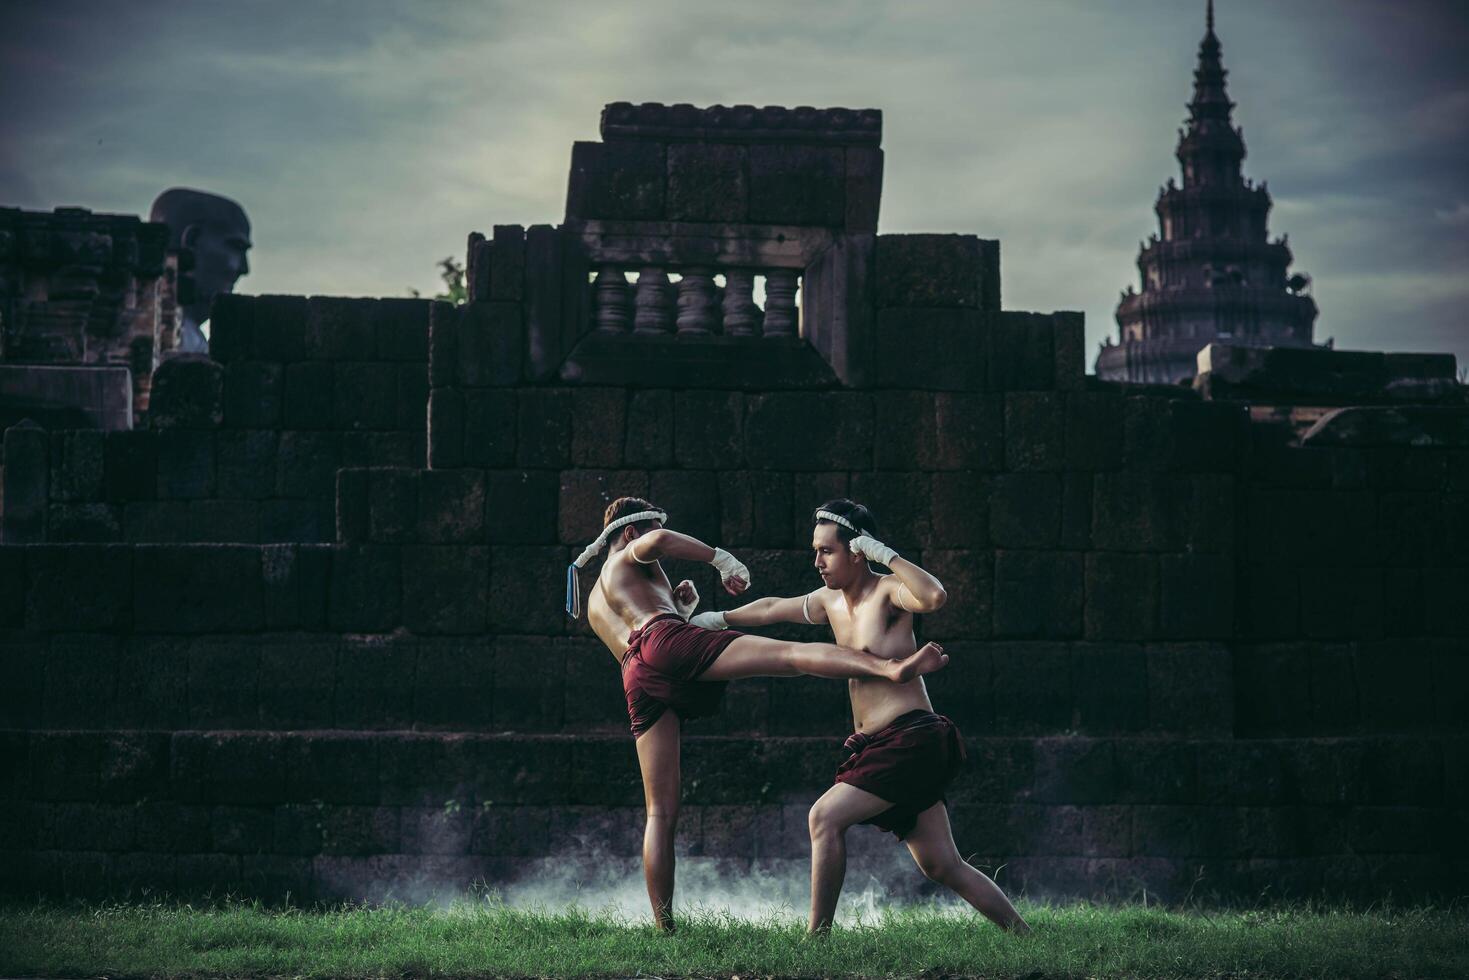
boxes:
[2,898,1466,979]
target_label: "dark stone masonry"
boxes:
[1,102,1464,905]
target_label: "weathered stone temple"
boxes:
[1,103,1465,905]
[1097,3,1320,384]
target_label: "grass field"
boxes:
[3,898,1466,979]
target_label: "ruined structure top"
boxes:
[1096,1,1318,385]
[600,102,882,145]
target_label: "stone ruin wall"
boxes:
[0,103,1463,904]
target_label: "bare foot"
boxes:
[890,642,946,683]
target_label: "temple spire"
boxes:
[1207,0,1214,35]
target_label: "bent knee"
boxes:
[917,855,961,884]
[808,802,847,839]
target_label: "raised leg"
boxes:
[806,782,894,933]
[634,710,681,931]
[701,634,947,684]
[904,803,1030,933]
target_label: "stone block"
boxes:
[371,297,431,362]
[1196,742,1289,805]
[745,392,872,470]
[845,145,884,232]
[516,388,573,467]
[333,362,399,431]
[1158,553,1234,640]
[768,673,851,736]
[427,386,465,469]
[133,545,264,633]
[364,468,417,543]
[488,546,568,636]
[920,640,992,732]
[571,387,627,467]
[456,302,523,387]
[488,224,526,302]
[47,502,121,542]
[666,142,747,222]
[260,543,300,628]
[650,470,721,545]
[1004,392,1065,471]
[1238,563,1299,639]
[305,296,377,360]
[187,636,260,727]
[989,472,1061,548]
[484,469,558,545]
[103,430,157,503]
[748,143,844,225]
[0,638,45,726]
[1113,739,1196,803]
[1232,644,1311,736]
[740,470,793,547]
[222,361,283,429]
[282,361,334,429]
[1301,567,1383,640]
[134,802,210,853]
[523,224,565,381]
[335,471,370,548]
[428,300,458,386]
[250,295,309,361]
[1146,642,1232,735]
[114,637,190,729]
[149,355,224,428]
[875,234,989,309]
[208,293,254,363]
[258,640,337,728]
[1033,738,1116,804]
[558,469,650,546]
[993,551,1083,639]
[461,387,517,467]
[154,429,215,499]
[399,364,428,436]
[566,139,666,221]
[284,733,381,805]
[415,638,496,728]
[334,636,416,729]
[987,312,1054,391]
[471,805,551,856]
[1070,643,1147,733]
[1090,472,1177,552]
[873,391,937,469]
[171,731,288,805]
[340,429,423,468]
[675,390,745,468]
[874,309,988,391]
[929,471,990,549]
[415,469,485,543]
[328,546,402,632]
[3,422,48,543]
[185,498,260,542]
[403,546,489,634]
[1305,644,1360,732]
[49,429,104,501]
[45,635,121,728]
[1052,311,1085,390]
[1354,640,1432,733]
[1084,552,1158,641]
[215,429,278,500]
[26,544,131,631]
[624,389,673,467]
[991,642,1072,733]
[493,637,567,732]
[920,550,992,639]
[1064,391,1124,470]
[400,804,473,855]
[210,805,276,853]
[260,499,332,543]
[122,500,189,542]
[935,392,1004,470]
[848,471,930,552]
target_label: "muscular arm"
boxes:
[629,528,716,564]
[724,591,828,628]
[887,555,948,613]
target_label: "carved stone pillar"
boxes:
[593,266,630,334]
[722,270,760,337]
[763,270,798,337]
[633,267,674,335]
[675,267,717,336]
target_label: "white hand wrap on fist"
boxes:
[848,534,898,567]
[674,582,700,620]
[710,547,751,589]
[689,610,729,631]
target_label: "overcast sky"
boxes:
[3,0,1465,371]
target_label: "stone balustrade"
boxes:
[591,265,800,339]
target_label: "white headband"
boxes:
[814,509,866,535]
[565,509,667,618]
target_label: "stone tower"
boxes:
[1095,1,1318,384]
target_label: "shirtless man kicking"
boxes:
[567,496,948,931]
[692,498,1029,934]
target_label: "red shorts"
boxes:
[621,613,742,738]
[834,709,966,839]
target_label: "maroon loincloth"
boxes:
[621,612,742,738]
[834,709,966,839]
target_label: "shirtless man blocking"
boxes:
[692,499,1029,934]
[567,496,948,931]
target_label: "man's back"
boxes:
[588,549,680,661]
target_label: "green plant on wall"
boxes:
[409,256,466,305]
